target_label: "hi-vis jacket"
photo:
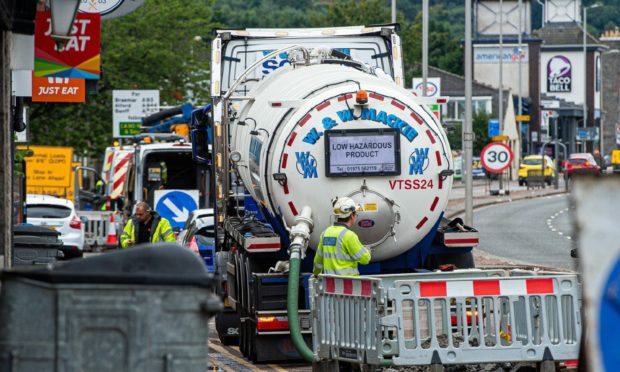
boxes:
[313,223,371,276]
[120,211,176,248]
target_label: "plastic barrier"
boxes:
[78,211,113,249]
[311,275,384,365]
[312,270,581,367]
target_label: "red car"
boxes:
[563,153,601,179]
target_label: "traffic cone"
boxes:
[106,213,118,248]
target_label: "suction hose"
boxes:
[287,206,315,363]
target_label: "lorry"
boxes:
[190,25,581,368]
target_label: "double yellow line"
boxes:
[208,341,289,372]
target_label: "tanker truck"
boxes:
[190,26,582,370]
[187,25,486,363]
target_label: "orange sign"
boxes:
[32,75,86,102]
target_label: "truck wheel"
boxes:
[425,252,475,270]
[237,252,249,357]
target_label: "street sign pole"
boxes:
[554,116,559,189]
[464,0,473,226]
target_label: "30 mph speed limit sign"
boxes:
[480,142,513,173]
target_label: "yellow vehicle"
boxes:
[518,155,555,186]
[612,149,620,173]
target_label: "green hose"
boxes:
[287,244,392,367]
[287,249,315,363]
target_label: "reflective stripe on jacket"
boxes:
[313,224,371,276]
[120,212,176,248]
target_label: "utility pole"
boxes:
[391,0,396,23]
[1,31,12,268]
[518,0,523,155]
[498,0,504,191]
[422,0,429,96]
[464,0,473,226]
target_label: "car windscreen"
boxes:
[523,159,542,165]
[195,226,215,246]
[27,204,71,218]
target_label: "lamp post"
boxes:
[422,0,428,96]
[391,0,396,23]
[464,0,473,225]
[49,0,81,46]
[583,3,600,152]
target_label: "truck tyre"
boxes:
[425,252,475,270]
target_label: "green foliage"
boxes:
[32,0,616,158]
[446,110,490,156]
[28,0,216,157]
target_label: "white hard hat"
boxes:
[332,197,358,219]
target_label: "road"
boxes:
[474,193,576,271]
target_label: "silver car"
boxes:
[26,194,85,258]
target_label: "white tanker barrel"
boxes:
[231,62,453,262]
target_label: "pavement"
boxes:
[446,178,568,219]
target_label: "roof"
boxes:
[540,93,583,116]
[534,23,607,51]
[137,141,193,156]
[26,194,74,208]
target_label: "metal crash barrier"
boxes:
[311,270,581,367]
[78,211,113,249]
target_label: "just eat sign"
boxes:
[34,11,101,79]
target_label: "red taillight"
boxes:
[188,236,199,255]
[584,161,591,167]
[257,316,289,331]
[70,216,81,229]
[561,360,578,368]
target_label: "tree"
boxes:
[446,110,490,156]
[28,0,217,157]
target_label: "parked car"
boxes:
[518,155,555,186]
[25,194,84,258]
[176,208,214,242]
[563,153,601,179]
[178,216,216,272]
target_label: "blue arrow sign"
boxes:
[155,190,198,229]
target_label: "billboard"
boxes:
[34,11,101,79]
[547,55,572,93]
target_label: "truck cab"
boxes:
[123,140,209,223]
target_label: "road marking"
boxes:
[547,207,572,240]
[209,342,257,370]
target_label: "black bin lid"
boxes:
[14,224,61,237]
[13,234,64,248]
[2,243,215,287]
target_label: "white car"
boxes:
[26,194,85,258]
[176,208,214,244]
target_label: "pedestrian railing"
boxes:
[311,270,581,367]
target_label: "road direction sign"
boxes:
[154,190,199,229]
[480,142,513,173]
[113,90,159,138]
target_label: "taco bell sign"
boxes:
[547,55,572,93]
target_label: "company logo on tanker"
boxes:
[302,108,418,145]
[409,148,429,175]
[295,151,318,178]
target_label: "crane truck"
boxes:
[191,25,580,369]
